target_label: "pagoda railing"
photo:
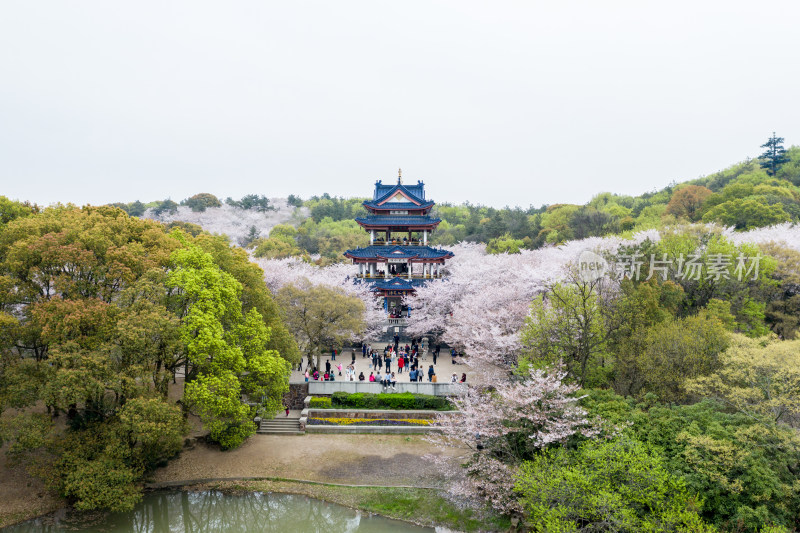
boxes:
[356,273,443,280]
[371,239,423,246]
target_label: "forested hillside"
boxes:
[108,138,800,265]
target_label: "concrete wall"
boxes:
[302,380,461,396]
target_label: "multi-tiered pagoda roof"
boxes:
[344,172,453,299]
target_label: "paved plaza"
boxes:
[289,341,475,385]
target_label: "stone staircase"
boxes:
[257,417,304,435]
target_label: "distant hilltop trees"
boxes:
[108,134,800,258]
[110,193,297,217]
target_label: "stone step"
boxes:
[258,418,303,435]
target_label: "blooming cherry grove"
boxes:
[406,231,660,367]
[407,224,800,368]
[428,366,599,513]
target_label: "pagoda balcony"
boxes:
[356,273,443,280]
[370,239,423,246]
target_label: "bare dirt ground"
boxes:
[0,445,61,528]
[151,433,466,488]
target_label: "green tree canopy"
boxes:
[759,132,790,177]
[276,282,365,369]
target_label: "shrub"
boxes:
[330,391,351,407]
[379,392,417,409]
[325,392,452,410]
[309,396,331,408]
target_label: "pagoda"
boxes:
[344,170,454,317]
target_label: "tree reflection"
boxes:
[6,491,430,533]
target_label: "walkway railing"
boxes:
[302,381,463,396]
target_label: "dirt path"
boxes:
[151,434,466,488]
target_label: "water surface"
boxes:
[3,491,436,532]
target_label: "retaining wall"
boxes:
[302,381,461,396]
[283,382,308,410]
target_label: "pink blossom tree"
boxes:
[251,256,385,340]
[429,366,599,514]
[407,234,655,370]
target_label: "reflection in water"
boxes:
[4,491,434,533]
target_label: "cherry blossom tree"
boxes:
[251,256,385,340]
[407,232,658,370]
[408,223,800,371]
[143,199,306,246]
[428,366,599,514]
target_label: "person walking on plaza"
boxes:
[325,359,331,374]
[332,347,336,361]
[398,354,405,373]
[432,348,437,365]
[428,365,435,382]
[337,362,343,377]
[362,343,367,358]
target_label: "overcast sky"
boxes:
[1,1,799,208]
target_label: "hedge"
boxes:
[324,391,453,410]
[308,417,433,426]
[309,396,332,408]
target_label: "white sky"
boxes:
[1,1,799,208]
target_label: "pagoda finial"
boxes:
[398,168,402,184]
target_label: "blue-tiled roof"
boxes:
[344,245,454,260]
[363,200,435,211]
[368,277,427,291]
[370,181,428,204]
[355,215,441,227]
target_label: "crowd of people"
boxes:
[298,337,468,389]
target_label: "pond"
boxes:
[3,491,437,532]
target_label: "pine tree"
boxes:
[759,132,789,176]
